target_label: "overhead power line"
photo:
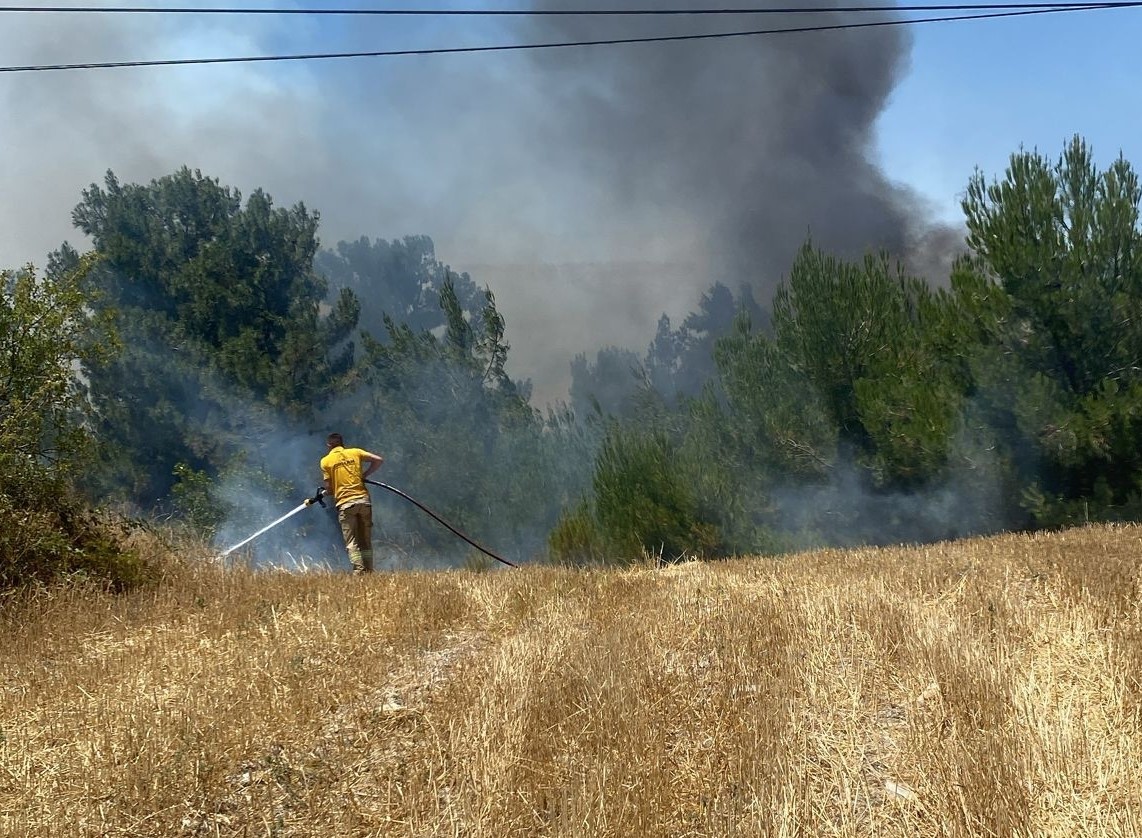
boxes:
[0,4,1132,73]
[1,2,1139,13]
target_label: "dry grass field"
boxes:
[2,525,1141,837]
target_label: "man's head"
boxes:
[326,432,344,450]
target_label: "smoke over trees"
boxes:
[316,236,485,340]
[558,137,1142,560]
[521,0,961,292]
[3,134,1142,582]
[57,168,358,508]
[1,0,969,409]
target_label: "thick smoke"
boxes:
[2,2,961,409]
[519,1,961,296]
[2,3,990,562]
[0,12,327,260]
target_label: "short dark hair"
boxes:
[327,432,344,448]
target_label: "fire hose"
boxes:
[219,479,518,568]
[362,478,518,568]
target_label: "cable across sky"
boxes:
[0,2,1138,13]
[0,3,1135,73]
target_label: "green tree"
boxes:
[714,244,969,489]
[1,255,110,476]
[0,259,145,589]
[569,346,646,420]
[645,282,765,402]
[316,234,483,338]
[64,168,358,507]
[959,136,1142,524]
[701,243,1006,548]
[713,305,837,481]
[549,416,726,565]
[354,274,588,562]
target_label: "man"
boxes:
[318,433,384,574]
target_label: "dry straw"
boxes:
[2,525,1140,836]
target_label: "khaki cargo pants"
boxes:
[338,501,374,574]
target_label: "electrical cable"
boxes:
[0,2,1138,14]
[0,4,1128,73]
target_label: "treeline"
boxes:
[561,136,1142,559]
[3,167,591,583]
[3,135,1140,585]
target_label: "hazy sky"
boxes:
[2,1,1140,405]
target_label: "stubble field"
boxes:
[2,525,1141,837]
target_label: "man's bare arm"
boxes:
[361,452,384,479]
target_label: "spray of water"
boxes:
[218,501,312,559]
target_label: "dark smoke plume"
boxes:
[519,1,961,297]
[3,2,963,410]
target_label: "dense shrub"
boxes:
[0,468,155,591]
[0,261,149,591]
[550,424,723,565]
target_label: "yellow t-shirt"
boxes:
[320,446,374,508]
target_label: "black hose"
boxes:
[364,478,519,568]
